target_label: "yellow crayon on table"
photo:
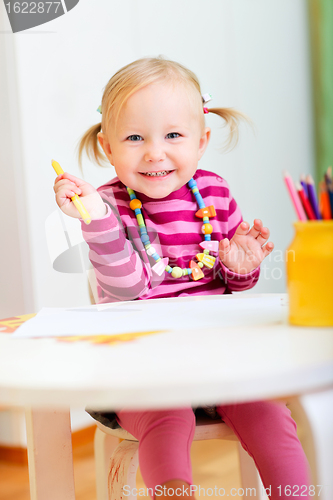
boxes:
[52,159,91,224]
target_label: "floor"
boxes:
[0,438,243,500]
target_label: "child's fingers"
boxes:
[61,172,88,188]
[262,242,274,258]
[256,227,270,246]
[60,173,96,196]
[55,182,82,199]
[247,219,263,239]
[234,221,250,236]
[54,179,82,196]
[218,238,231,258]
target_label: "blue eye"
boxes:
[127,135,143,141]
[166,132,180,139]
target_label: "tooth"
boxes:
[143,170,170,177]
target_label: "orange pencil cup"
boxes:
[286,221,333,326]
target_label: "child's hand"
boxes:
[219,219,274,274]
[53,172,107,220]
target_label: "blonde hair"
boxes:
[78,57,249,167]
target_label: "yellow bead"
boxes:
[136,214,144,226]
[130,198,142,210]
[202,223,213,235]
[171,267,183,278]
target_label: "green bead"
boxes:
[198,262,204,268]
[165,265,171,272]
[136,214,144,226]
[171,267,183,278]
[203,249,210,255]
[192,187,199,193]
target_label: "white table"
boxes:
[0,294,332,500]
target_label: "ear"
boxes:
[97,132,113,164]
[198,127,211,160]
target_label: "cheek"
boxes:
[180,145,200,166]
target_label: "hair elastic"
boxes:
[202,93,212,104]
[97,105,102,114]
[203,107,209,114]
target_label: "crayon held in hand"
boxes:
[51,159,91,224]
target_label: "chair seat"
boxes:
[95,414,238,442]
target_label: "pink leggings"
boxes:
[117,401,311,500]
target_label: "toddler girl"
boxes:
[54,57,310,499]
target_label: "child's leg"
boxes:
[117,408,195,496]
[216,401,311,500]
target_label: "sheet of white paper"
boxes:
[13,295,283,339]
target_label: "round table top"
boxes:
[0,294,332,410]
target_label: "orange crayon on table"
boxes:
[52,160,91,224]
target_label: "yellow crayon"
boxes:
[52,159,91,224]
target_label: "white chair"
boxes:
[94,414,268,500]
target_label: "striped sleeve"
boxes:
[218,262,260,291]
[81,204,154,302]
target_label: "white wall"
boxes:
[0,15,34,318]
[0,0,314,443]
[2,0,314,314]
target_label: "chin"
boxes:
[145,188,173,199]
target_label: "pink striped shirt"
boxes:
[82,169,260,303]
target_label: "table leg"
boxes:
[25,408,76,500]
[297,387,333,500]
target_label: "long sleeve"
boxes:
[218,262,260,291]
[82,204,154,302]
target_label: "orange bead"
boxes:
[189,260,204,281]
[129,198,142,210]
[195,205,216,218]
[201,223,213,235]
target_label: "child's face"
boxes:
[98,82,210,198]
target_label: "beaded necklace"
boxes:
[127,178,219,280]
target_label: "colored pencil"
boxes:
[319,181,332,220]
[324,166,333,216]
[296,182,316,220]
[283,171,307,221]
[305,175,321,219]
[300,174,308,197]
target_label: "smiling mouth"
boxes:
[140,170,173,177]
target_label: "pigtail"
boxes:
[77,122,107,169]
[207,107,252,151]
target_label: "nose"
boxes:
[144,141,166,163]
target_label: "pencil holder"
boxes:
[286,220,333,326]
